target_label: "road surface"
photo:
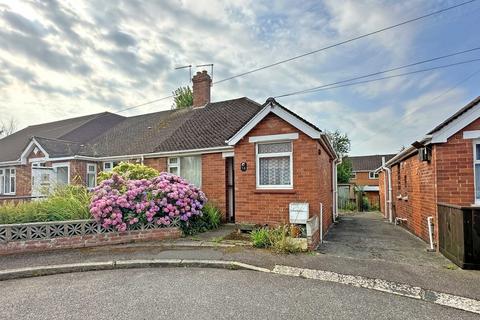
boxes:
[0,268,476,319]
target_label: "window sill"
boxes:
[254,189,296,194]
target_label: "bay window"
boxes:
[0,168,16,195]
[87,163,97,189]
[168,156,202,187]
[256,141,293,189]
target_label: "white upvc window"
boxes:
[351,171,357,179]
[87,163,97,189]
[53,162,70,186]
[256,141,293,189]
[0,168,16,195]
[103,161,119,172]
[474,141,480,204]
[369,171,379,179]
[168,156,202,187]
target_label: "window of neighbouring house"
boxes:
[103,161,119,172]
[256,141,293,189]
[369,171,379,179]
[87,163,97,189]
[0,168,16,195]
[350,172,357,179]
[168,156,202,187]
[474,142,480,203]
[53,163,69,186]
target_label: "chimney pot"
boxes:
[192,70,211,108]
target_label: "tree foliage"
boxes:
[337,158,353,183]
[172,86,193,109]
[327,130,352,183]
[326,130,351,157]
[0,117,17,138]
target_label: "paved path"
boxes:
[318,212,450,267]
[1,268,477,320]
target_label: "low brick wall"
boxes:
[0,220,182,255]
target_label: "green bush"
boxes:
[98,162,159,183]
[0,185,91,224]
[343,201,357,211]
[250,228,270,248]
[180,203,222,235]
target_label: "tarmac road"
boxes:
[0,267,476,320]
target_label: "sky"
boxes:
[0,0,479,156]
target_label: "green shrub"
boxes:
[343,201,357,211]
[180,203,222,235]
[250,225,303,253]
[250,228,270,248]
[98,162,159,183]
[0,185,91,224]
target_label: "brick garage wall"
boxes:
[390,152,437,243]
[201,153,227,220]
[364,191,380,209]
[0,228,181,255]
[234,113,334,232]
[435,118,480,206]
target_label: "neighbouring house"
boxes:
[0,71,338,248]
[342,154,394,209]
[378,96,480,268]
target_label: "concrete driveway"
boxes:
[318,212,452,268]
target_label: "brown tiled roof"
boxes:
[0,97,262,161]
[346,154,396,171]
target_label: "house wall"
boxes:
[233,113,334,234]
[378,171,386,216]
[434,117,480,206]
[388,153,437,243]
[350,171,378,186]
[146,154,228,220]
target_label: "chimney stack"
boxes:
[192,70,212,108]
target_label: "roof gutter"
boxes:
[25,146,235,163]
[382,135,432,168]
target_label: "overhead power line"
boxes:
[274,57,480,98]
[116,94,174,114]
[214,0,478,85]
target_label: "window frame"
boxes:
[474,140,480,204]
[52,162,70,186]
[167,156,202,187]
[350,171,357,179]
[86,163,97,190]
[255,141,293,190]
[368,171,379,179]
[0,167,16,195]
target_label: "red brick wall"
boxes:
[378,171,386,215]
[143,158,167,172]
[0,227,181,255]
[389,151,437,243]
[233,113,334,232]
[435,118,480,206]
[351,171,379,186]
[201,153,227,220]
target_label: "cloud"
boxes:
[106,30,137,47]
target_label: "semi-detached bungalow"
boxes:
[378,96,480,269]
[0,71,338,249]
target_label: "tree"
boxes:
[172,86,193,109]
[0,117,17,138]
[337,158,353,183]
[327,130,352,183]
[326,130,351,157]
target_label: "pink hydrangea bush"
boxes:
[89,173,207,231]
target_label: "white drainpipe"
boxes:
[427,216,435,251]
[332,159,339,222]
[382,166,393,223]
